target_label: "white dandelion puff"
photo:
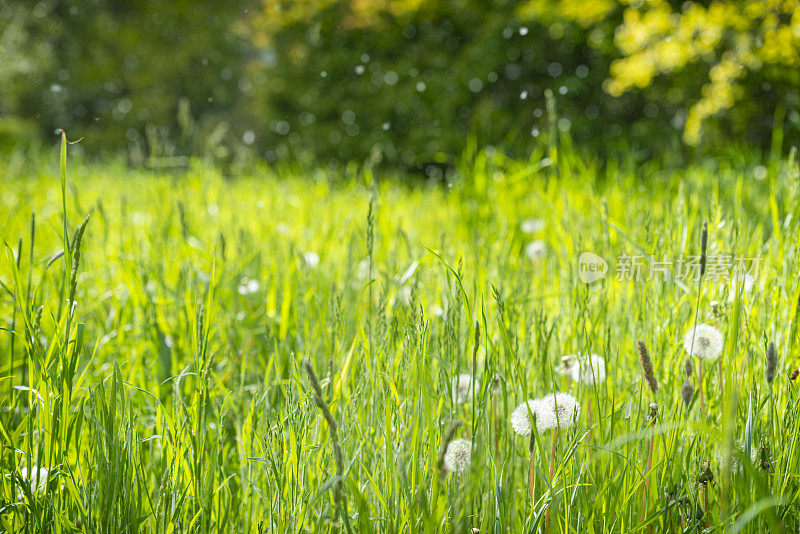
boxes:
[525,240,546,260]
[443,439,472,473]
[510,399,541,435]
[356,258,371,281]
[556,355,576,376]
[683,324,724,360]
[393,285,412,307]
[520,218,545,234]
[570,353,606,384]
[536,392,581,431]
[16,466,50,497]
[715,445,760,474]
[558,353,606,384]
[491,374,503,394]
[728,271,755,302]
[511,393,580,434]
[451,374,474,404]
[303,252,320,268]
[237,277,260,295]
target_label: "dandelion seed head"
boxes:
[510,399,540,436]
[715,449,743,474]
[517,392,580,433]
[525,240,546,260]
[546,392,580,429]
[443,439,472,473]
[556,355,576,376]
[237,277,260,295]
[491,374,503,394]
[569,353,606,384]
[356,258,371,281]
[303,252,320,268]
[728,271,755,302]
[451,374,474,404]
[18,467,50,497]
[520,218,544,234]
[715,444,761,474]
[683,324,724,360]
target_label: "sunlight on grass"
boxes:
[1,143,799,532]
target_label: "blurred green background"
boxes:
[2,0,799,169]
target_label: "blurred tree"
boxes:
[0,0,258,161]
[522,0,800,147]
[250,0,652,169]
[2,0,798,165]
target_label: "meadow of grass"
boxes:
[1,139,800,532]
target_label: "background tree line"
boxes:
[2,0,798,169]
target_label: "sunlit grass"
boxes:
[1,142,799,532]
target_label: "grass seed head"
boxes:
[683,358,693,378]
[699,221,708,277]
[636,340,658,394]
[766,341,777,383]
[681,380,694,408]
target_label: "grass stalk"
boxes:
[304,359,350,533]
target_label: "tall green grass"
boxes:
[1,140,799,532]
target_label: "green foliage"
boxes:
[252,0,649,167]
[1,145,800,531]
[251,0,800,164]
[557,0,800,146]
[3,0,799,164]
[0,0,256,162]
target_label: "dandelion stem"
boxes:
[529,447,535,502]
[527,424,537,502]
[641,420,656,529]
[545,428,558,534]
